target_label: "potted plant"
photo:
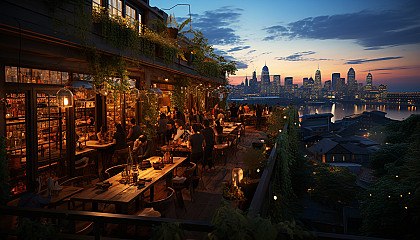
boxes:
[222,181,246,209]
[239,148,265,204]
[151,14,191,40]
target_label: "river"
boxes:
[227,98,419,121]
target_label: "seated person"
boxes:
[172,119,185,145]
[18,181,51,209]
[133,135,152,161]
[97,125,111,143]
[214,120,224,144]
[127,118,141,141]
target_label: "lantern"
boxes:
[232,168,243,187]
[57,87,74,108]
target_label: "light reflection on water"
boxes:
[298,103,419,122]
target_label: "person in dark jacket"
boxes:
[127,118,141,141]
[202,120,215,170]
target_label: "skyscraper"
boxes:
[261,64,270,95]
[332,73,340,91]
[366,73,373,91]
[244,75,248,87]
[347,67,356,98]
[315,68,322,96]
[303,77,309,88]
[249,70,257,93]
[273,75,281,94]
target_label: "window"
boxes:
[109,0,122,17]
[126,4,136,28]
[5,66,68,85]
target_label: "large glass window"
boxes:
[126,4,136,28]
[5,93,27,196]
[36,92,67,186]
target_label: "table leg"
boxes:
[150,185,154,202]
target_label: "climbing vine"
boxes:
[170,78,190,112]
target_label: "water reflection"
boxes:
[298,103,420,122]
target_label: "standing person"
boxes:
[127,118,141,141]
[238,104,245,123]
[187,124,206,168]
[167,115,175,142]
[113,123,128,151]
[230,102,239,122]
[202,120,215,171]
[216,110,225,124]
[158,113,169,145]
[256,104,263,130]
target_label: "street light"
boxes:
[161,3,192,32]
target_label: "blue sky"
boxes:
[150,0,420,92]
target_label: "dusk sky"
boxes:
[151,0,420,92]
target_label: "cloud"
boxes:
[361,66,420,72]
[262,1,420,48]
[345,56,403,64]
[277,51,330,61]
[247,50,257,54]
[192,7,243,45]
[227,46,251,52]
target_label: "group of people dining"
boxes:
[94,105,234,175]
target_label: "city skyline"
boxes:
[151,0,420,92]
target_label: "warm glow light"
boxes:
[408,192,411,195]
[63,97,69,106]
[400,195,403,197]
[265,147,269,150]
[283,116,287,119]
[164,78,169,82]
[396,175,398,178]
[257,169,260,173]
[388,195,391,198]
[369,194,372,197]
[273,195,277,200]
[279,129,282,132]
[405,206,408,209]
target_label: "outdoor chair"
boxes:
[172,162,197,208]
[113,147,128,165]
[143,187,176,218]
[104,164,127,179]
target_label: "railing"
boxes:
[0,205,213,240]
[247,123,288,218]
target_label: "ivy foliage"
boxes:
[0,136,10,205]
[209,201,314,240]
[269,106,311,222]
[140,91,158,139]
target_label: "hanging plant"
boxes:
[170,78,190,112]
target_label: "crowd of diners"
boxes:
[16,102,275,212]
[92,102,274,177]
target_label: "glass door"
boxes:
[5,93,27,196]
[36,92,67,185]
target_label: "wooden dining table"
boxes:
[71,156,187,214]
[85,140,115,174]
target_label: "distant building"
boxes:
[300,113,334,137]
[273,75,281,94]
[324,80,331,90]
[347,67,356,98]
[335,111,391,136]
[365,73,373,91]
[249,70,258,93]
[303,77,309,88]
[332,73,340,91]
[378,84,387,100]
[386,92,420,105]
[284,77,293,98]
[261,64,270,95]
[315,68,322,97]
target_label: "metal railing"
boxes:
[0,205,213,240]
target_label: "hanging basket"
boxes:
[166,27,178,39]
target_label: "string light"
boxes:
[257,169,260,173]
[408,192,411,195]
[400,195,403,197]
[273,195,277,200]
[396,175,398,178]
[369,193,372,197]
[405,206,408,210]
[388,195,391,198]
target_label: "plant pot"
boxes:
[239,179,260,203]
[166,27,178,39]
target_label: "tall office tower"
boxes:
[324,80,331,90]
[337,78,345,95]
[284,77,293,96]
[245,75,248,87]
[249,70,257,93]
[366,73,373,91]
[315,68,322,94]
[332,73,340,91]
[308,77,314,87]
[303,77,309,88]
[261,64,270,95]
[273,75,281,94]
[347,67,356,97]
